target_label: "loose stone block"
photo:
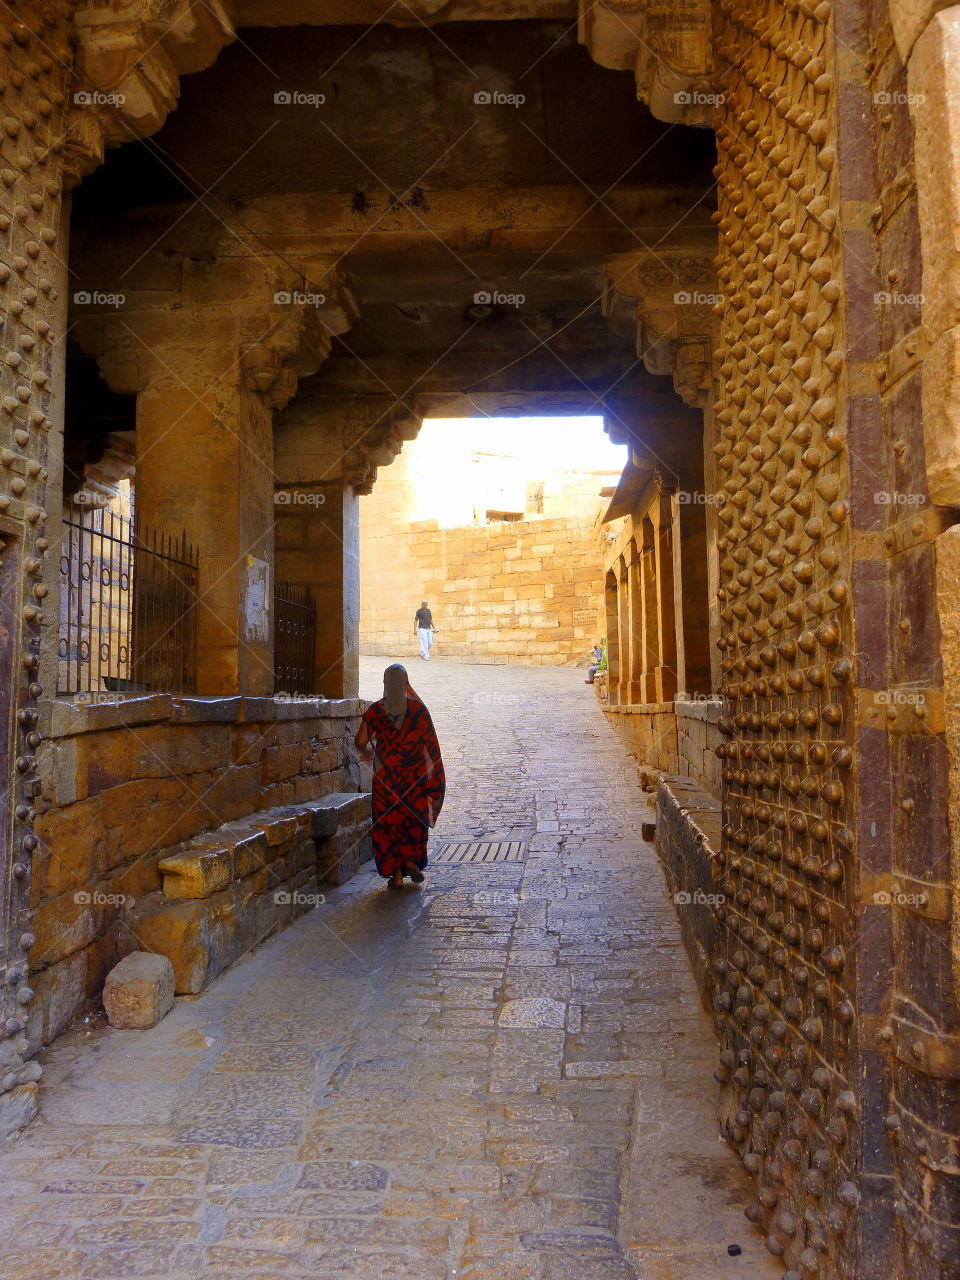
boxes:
[303,791,371,838]
[103,952,176,1030]
[159,847,233,900]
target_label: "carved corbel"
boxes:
[579,0,718,127]
[673,337,713,409]
[72,1,235,145]
[241,345,297,409]
[603,251,717,400]
[343,448,377,495]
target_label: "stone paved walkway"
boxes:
[0,658,778,1280]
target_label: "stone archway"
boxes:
[0,4,955,1277]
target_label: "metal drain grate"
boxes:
[432,841,527,863]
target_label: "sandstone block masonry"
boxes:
[361,514,604,664]
[29,695,370,1052]
[601,697,722,798]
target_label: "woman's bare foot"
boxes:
[404,862,425,884]
[388,870,403,890]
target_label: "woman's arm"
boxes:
[354,718,374,762]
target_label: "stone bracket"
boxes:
[579,0,717,126]
[855,687,945,733]
[602,251,717,401]
[59,1,236,185]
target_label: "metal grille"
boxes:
[58,509,198,696]
[274,581,316,695]
[432,841,527,863]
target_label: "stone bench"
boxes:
[131,794,372,994]
[654,775,722,1006]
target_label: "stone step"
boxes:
[133,795,372,993]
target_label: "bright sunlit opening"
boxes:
[423,415,628,470]
[399,415,628,528]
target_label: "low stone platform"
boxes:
[28,694,367,1053]
[655,775,722,1004]
[134,794,372,994]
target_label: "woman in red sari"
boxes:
[355,664,445,889]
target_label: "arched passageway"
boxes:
[0,4,957,1280]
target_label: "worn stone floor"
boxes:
[0,658,778,1280]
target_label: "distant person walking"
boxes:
[355,664,446,890]
[414,599,437,660]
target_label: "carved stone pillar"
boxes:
[73,0,235,143]
[84,259,330,695]
[639,517,658,702]
[627,539,644,703]
[273,394,420,698]
[672,481,711,700]
[652,480,678,703]
[616,553,630,707]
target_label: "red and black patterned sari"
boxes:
[361,683,445,878]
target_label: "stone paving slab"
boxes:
[0,658,779,1280]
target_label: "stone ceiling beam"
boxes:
[232,0,576,26]
[71,186,713,268]
[234,185,714,258]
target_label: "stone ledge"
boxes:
[240,697,363,722]
[604,701,674,715]
[157,799,370,899]
[131,866,320,995]
[302,792,372,837]
[41,694,365,740]
[654,775,722,1005]
[171,697,243,723]
[675,698,723,724]
[43,695,175,739]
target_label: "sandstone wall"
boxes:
[601,701,677,781]
[361,512,604,665]
[675,699,722,799]
[29,695,363,1053]
[601,698,721,798]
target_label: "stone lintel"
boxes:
[604,700,675,715]
[235,0,574,27]
[234,183,715,253]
